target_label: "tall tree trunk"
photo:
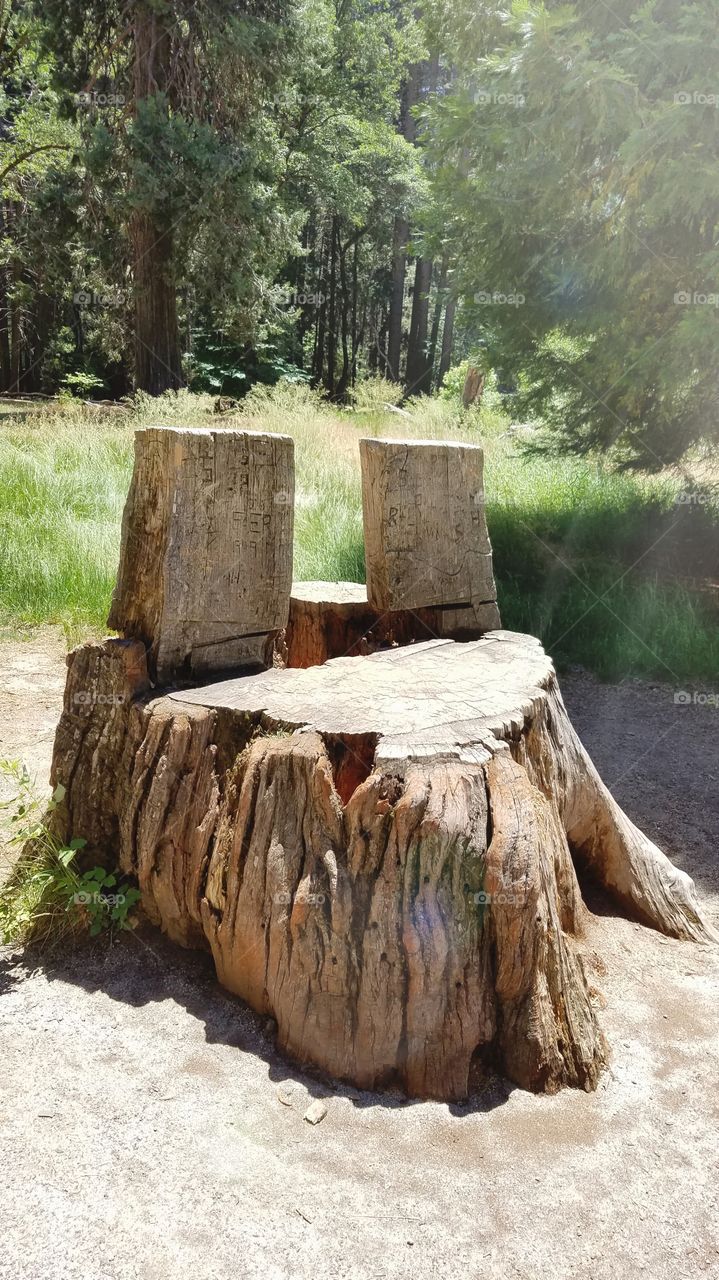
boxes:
[438,295,456,385]
[378,311,389,376]
[351,238,358,387]
[131,1,183,394]
[428,258,448,388]
[400,56,439,397]
[367,306,379,373]
[27,289,52,393]
[295,217,314,370]
[404,256,433,395]
[356,301,367,376]
[335,239,351,402]
[385,67,421,384]
[9,226,21,395]
[386,217,408,382]
[312,230,328,386]
[0,202,10,391]
[326,216,338,397]
[131,213,183,394]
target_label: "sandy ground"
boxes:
[0,631,717,1280]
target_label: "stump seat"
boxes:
[44,427,715,1101]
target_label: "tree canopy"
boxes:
[0,0,716,464]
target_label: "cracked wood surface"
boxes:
[170,631,544,760]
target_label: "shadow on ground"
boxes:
[1,925,514,1118]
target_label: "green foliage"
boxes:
[485,447,719,678]
[2,0,715,463]
[61,371,106,397]
[0,761,141,946]
[425,0,719,465]
[0,0,431,397]
[0,418,131,633]
[187,331,310,395]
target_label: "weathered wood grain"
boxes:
[285,580,442,667]
[107,427,294,681]
[47,627,716,1101]
[359,438,500,634]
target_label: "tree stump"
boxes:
[285,581,441,667]
[49,628,716,1101]
[462,365,485,408]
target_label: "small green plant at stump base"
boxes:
[0,760,141,947]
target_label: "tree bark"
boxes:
[385,60,423,384]
[7,202,21,394]
[401,55,438,397]
[48,630,716,1101]
[326,216,338,397]
[427,258,448,388]
[351,238,358,386]
[0,201,11,391]
[311,229,328,386]
[285,581,441,667]
[335,237,351,401]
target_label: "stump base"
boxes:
[48,626,716,1100]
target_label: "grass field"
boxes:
[0,382,717,681]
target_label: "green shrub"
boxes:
[0,761,141,947]
[350,376,404,411]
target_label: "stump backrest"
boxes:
[108,427,294,681]
[359,437,500,635]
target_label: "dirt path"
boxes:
[0,634,717,1280]
[0,628,68,872]
[0,627,67,786]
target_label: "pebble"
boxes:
[304,1099,328,1125]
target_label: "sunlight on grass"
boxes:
[0,384,716,678]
